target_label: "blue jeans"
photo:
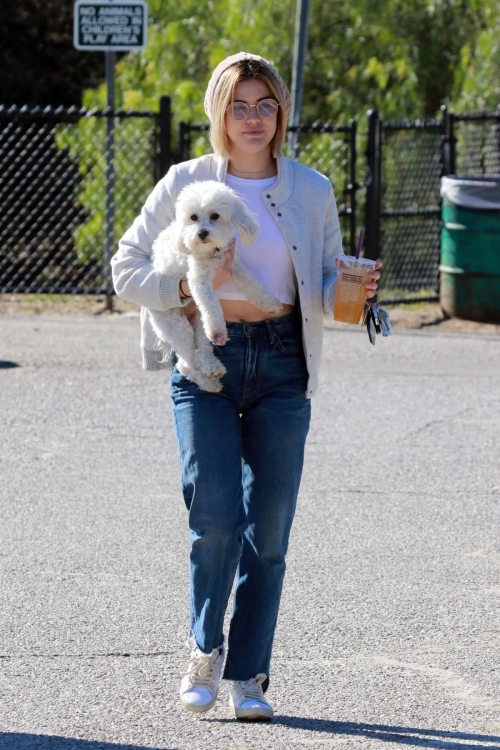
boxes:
[170,310,312,685]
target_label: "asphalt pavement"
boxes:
[0,311,499,750]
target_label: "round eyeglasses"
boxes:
[226,99,280,120]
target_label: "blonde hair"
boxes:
[208,59,288,160]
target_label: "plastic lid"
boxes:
[441,175,500,210]
[339,254,377,267]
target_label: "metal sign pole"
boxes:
[104,49,115,311]
[288,0,310,160]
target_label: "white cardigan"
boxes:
[111,152,344,398]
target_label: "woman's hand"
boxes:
[366,259,383,299]
[334,257,383,299]
[212,237,235,289]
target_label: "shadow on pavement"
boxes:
[204,717,500,748]
[0,735,177,750]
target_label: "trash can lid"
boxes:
[441,174,500,210]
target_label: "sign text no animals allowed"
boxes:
[74,0,148,51]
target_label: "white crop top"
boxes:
[215,173,297,304]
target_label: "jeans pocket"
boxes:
[274,328,304,358]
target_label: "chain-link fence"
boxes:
[377,117,445,303]
[1,101,499,305]
[451,111,500,175]
[0,104,161,296]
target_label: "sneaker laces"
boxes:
[180,649,220,689]
[237,673,267,701]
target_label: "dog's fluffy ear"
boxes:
[231,195,259,244]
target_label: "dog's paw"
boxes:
[262,296,283,314]
[201,358,226,379]
[198,374,223,393]
[209,328,229,346]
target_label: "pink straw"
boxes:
[355,228,364,260]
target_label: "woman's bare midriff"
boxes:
[220,299,295,322]
[181,297,295,324]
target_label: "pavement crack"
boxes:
[0,650,175,659]
[399,407,476,442]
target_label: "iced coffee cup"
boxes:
[334,254,377,325]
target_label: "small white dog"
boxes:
[149,180,283,392]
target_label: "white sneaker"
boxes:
[229,673,274,721]
[179,636,226,713]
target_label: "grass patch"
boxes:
[390,300,436,311]
[32,294,105,302]
[379,286,439,308]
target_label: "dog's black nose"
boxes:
[198,230,209,240]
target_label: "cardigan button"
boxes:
[301,280,304,285]
[277,212,282,217]
[271,202,275,207]
[293,245,297,250]
[266,194,271,198]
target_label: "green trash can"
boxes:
[440,174,500,322]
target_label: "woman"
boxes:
[111,51,382,721]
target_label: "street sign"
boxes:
[73,0,148,51]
